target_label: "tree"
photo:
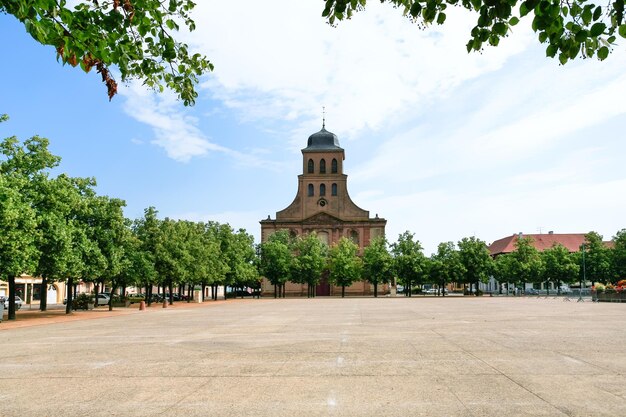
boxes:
[258,230,293,298]
[220,226,257,299]
[132,207,160,305]
[612,229,626,281]
[429,241,465,296]
[362,237,393,297]
[0,174,37,320]
[494,253,514,294]
[582,231,611,286]
[322,0,626,65]
[391,231,426,297]
[541,243,579,294]
[291,233,328,298]
[34,174,82,311]
[458,236,493,295]
[505,236,543,293]
[328,237,363,298]
[1,1,212,104]
[0,124,63,319]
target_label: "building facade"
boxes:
[260,126,386,296]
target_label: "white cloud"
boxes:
[188,1,533,144]
[120,83,225,162]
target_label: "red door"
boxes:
[316,273,331,296]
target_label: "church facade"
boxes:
[260,126,387,296]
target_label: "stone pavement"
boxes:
[0,297,625,417]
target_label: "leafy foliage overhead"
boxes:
[322,0,626,64]
[1,0,213,104]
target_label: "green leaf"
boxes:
[410,2,422,17]
[437,12,446,24]
[546,44,558,57]
[582,7,592,25]
[589,22,606,37]
[592,6,602,21]
[493,22,507,35]
[509,16,520,26]
[574,29,588,42]
[558,52,568,64]
[619,24,626,38]
[597,46,609,59]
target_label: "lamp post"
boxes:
[579,243,586,302]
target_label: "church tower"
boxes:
[260,125,387,296]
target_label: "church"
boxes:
[260,124,387,296]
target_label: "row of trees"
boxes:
[258,230,495,298]
[259,228,626,298]
[494,231,626,294]
[0,116,258,320]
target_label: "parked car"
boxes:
[3,296,23,310]
[425,288,437,294]
[525,288,539,295]
[127,294,145,304]
[96,294,110,306]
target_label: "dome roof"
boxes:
[304,127,342,151]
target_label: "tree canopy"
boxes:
[322,0,626,64]
[1,0,212,104]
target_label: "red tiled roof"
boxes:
[488,233,588,256]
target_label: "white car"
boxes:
[96,294,110,306]
[2,296,23,310]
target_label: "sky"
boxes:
[1,1,625,255]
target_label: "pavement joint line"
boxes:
[443,375,476,417]
[556,351,619,375]
[429,328,571,417]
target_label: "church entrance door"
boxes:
[316,273,331,296]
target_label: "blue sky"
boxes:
[1,1,625,255]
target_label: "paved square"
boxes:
[1,297,625,416]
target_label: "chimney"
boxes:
[548,230,553,234]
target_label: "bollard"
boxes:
[139,300,146,311]
[162,299,167,308]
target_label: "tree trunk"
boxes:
[341,285,345,298]
[168,280,174,305]
[40,276,48,311]
[147,284,152,306]
[66,277,74,314]
[94,282,100,306]
[557,280,561,295]
[7,276,16,320]
[109,284,117,311]
[546,281,550,296]
[187,284,192,302]
[374,282,378,298]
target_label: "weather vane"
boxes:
[322,106,326,129]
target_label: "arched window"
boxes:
[308,184,314,196]
[320,184,326,196]
[320,159,326,174]
[350,230,359,245]
[332,158,338,173]
[308,159,314,174]
[331,183,337,196]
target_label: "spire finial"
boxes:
[322,106,326,129]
